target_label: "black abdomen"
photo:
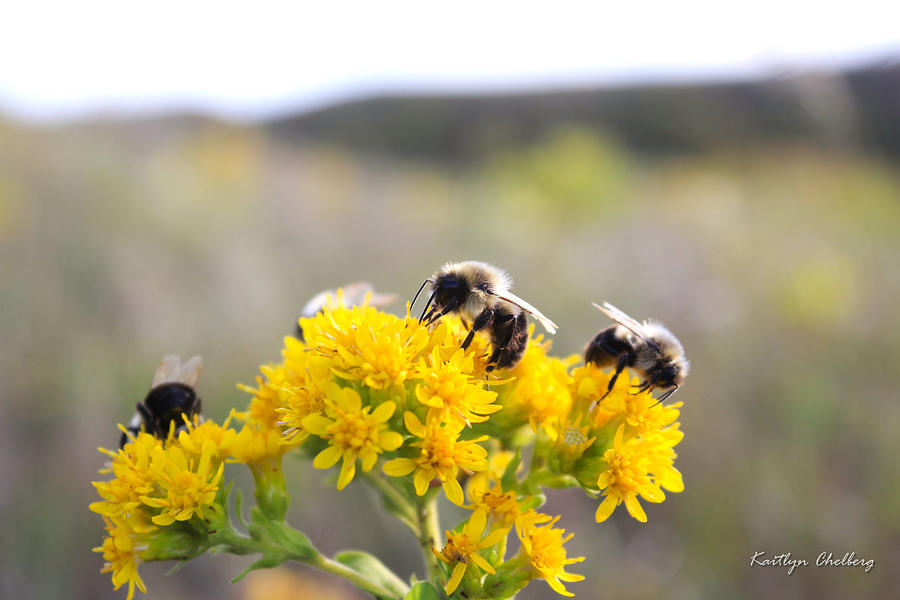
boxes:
[488,311,528,370]
[584,326,634,367]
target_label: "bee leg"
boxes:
[425,299,461,326]
[461,308,494,350]
[485,312,518,370]
[631,381,653,394]
[135,402,162,438]
[651,385,678,407]
[598,353,632,403]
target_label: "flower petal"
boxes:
[413,469,432,496]
[624,493,647,522]
[443,477,465,507]
[466,507,488,537]
[469,552,495,575]
[371,401,396,423]
[446,562,467,595]
[379,431,403,451]
[383,458,417,477]
[337,456,356,490]
[313,445,343,470]
[403,411,425,437]
[301,414,333,437]
[594,495,618,523]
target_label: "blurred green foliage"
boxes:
[1,103,898,600]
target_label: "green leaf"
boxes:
[335,551,410,597]
[233,488,250,530]
[231,553,286,583]
[519,493,547,512]
[404,581,441,600]
[276,525,317,559]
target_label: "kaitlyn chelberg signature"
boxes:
[749,551,875,575]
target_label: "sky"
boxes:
[1,0,899,122]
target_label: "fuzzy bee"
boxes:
[294,282,397,341]
[119,355,203,448]
[412,261,558,370]
[585,302,688,403]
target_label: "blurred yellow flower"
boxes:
[433,508,508,595]
[383,411,488,506]
[302,384,403,490]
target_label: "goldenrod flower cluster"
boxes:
[90,421,235,599]
[91,288,686,599]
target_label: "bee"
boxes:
[119,355,203,448]
[585,302,688,403]
[294,282,397,341]
[412,261,558,370]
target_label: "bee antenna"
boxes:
[419,289,437,322]
[410,279,432,312]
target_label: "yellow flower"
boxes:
[276,352,332,445]
[430,315,495,378]
[91,433,159,520]
[303,305,430,393]
[140,440,225,526]
[237,363,292,431]
[230,425,288,465]
[501,334,576,432]
[93,518,148,600]
[576,365,683,437]
[433,508,508,595]
[552,412,596,461]
[515,511,585,597]
[594,425,667,523]
[414,347,501,427]
[175,417,239,462]
[302,384,403,490]
[383,412,488,506]
[466,476,521,530]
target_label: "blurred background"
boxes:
[2,2,899,599]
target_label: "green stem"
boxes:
[362,470,420,535]
[416,494,443,583]
[310,554,400,600]
[213,520,401,599]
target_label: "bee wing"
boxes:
[593,302,651,341]
[342,282,398,309]
[301,290,333,318]
[303,282,397,318]
[152,355,203,387]
[493,291,558,334]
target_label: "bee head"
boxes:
[432,271,469,309]
[652,362,683,389]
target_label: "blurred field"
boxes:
[1,73,899,599]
